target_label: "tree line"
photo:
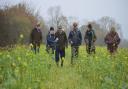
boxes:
[0,3,127,47]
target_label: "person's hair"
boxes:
[88,24,92,29]
[110,27,116,32]
[58,26,62,29]
[50,27,54,31]
[36,23,40,27]
[73,22,78,27]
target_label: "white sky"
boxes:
[0,0,128,39]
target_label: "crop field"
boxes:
[0,45,128,89]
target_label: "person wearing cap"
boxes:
[84,24,97,54]
[46,27,55,54]
[54,26,68,67]
[30,23,42,54]
[104,27,120,55]
[68,22,82,64]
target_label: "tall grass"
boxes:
[0,45,128,89]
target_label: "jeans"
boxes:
[55,47,65,62]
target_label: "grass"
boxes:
[0,45,128,89]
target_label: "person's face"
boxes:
[73,26,77,30]
[58,28,62,32]
[50,30,54,34]
[60,29,63,32]
[110,28,115,33]
[36,24,40,29]
[88,27,91,31]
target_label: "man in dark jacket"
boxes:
[104,27,120,55]
[46,27,55,54]
[30,23,42,54]
[55,26,68,67]
[84,24,97,54]
[68,22,82,64]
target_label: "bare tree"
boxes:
[98,16,121,31]
[98,16,122,37]
[47,6,62,29]
[58,15,69,33]
[67,16,80,33]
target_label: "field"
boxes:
[0,45,128,89]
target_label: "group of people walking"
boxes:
[30,22,120,66]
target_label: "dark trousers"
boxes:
[55,47,65,62]
[32,42,40,54]
[71,46,79,64]
[46,44,55,54]
[107,44,118,53]
[86,41,95,54]
[71,46,79,58]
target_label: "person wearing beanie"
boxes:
[30,23,42,54]
[68,22,82,64]
[46,27,55,54]
[84,24,97,54]
[54,26,68,67]
[104,27,120,55]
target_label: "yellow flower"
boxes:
[15,68,19,74]
[7,54,11,59]
[95,56,99,61]
[124,56,128,60]
[17,57,21,61]
[62,57,65,61]
[20,34,24,39]
[22,62,27,67]
[30,43,33,47]
[11,62,16,68]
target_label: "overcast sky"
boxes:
[0,0,128,39]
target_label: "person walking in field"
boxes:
[30,23,42,54]
[55,26,68,67]
[46,27,55,54]
[68,22,82,64]
[84,24,97,54]
[104,27,120,55]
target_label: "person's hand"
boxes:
[30,43,33,48]
[113,43,115,46]
[55,38,59,42]
[70,41,73,44]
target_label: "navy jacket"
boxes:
[68,29,82,46]
[47,32,55,46]
[84,29,96,43]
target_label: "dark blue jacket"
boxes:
[84,29,96,43]
[68,29,82,46]
[47,32,55,46]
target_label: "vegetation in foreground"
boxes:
[0,45,128,89]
